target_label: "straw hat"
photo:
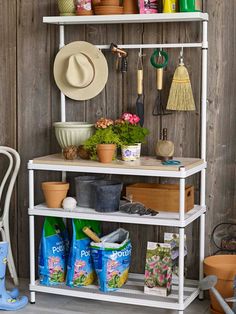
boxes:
[54,41,108,100]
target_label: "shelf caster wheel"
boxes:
[30,301,35,305]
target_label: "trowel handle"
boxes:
[157,68,163,90]
[137,69,143,95]
[83,227,101,243]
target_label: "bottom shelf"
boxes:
[30,273,199,310]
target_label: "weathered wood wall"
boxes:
[0,0,235,278]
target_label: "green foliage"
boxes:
[84,127,122,160]
[114,122,149,146]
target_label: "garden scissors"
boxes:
[161,160,181,166]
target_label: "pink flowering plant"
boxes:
[145,244,172,294]
[114,113,149,146]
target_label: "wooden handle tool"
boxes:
[157,68,163,90]
[82,227,101,243]
[137,69,143,95]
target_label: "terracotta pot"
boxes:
[96,144,116,163]
[204,255,236,313]
[123,0,138,14]
[42,182,69,208]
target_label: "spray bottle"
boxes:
[163,0,177,13]
[179,0,202,12]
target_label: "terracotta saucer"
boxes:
[76,9,94,15]
[99,0,120,6]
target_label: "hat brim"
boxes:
[54,41,108,101]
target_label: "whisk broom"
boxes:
[166,53,195,111]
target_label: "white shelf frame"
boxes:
[29,274,199,311]
[29,204,206,228]
[28,13,208,313]
[43,12,208,25]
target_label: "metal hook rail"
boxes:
[96,43,203,50]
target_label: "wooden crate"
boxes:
[126,183,194,212]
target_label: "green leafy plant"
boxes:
[84,119,122,160]
[114,113,149,146]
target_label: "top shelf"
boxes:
[43,12,209,25]
[29,154,206,178]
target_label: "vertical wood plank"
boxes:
[204,0,236,256]
[17,0,54,278]
[0,0,18,272]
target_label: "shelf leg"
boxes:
[29,169,36,303]
[178,174,185,312]
[199,169,206,300]
[178,227,185,312]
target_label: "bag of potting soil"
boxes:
[66,219,101,287]
[91,228,132,292]
[38,217,69,286]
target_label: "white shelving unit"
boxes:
[28,12,208,314]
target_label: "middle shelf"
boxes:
[29,204,206,227]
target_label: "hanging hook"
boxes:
[138,48,142,58]
[179,47,184,64]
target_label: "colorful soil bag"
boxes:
[38,217,69,286]
[91,228,132,292]
[66,219,101,287]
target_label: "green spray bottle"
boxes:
[179,0,202,12]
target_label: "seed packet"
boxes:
[139,0,158,14]
[164,232,187,280]
[66,219,101,287]
[91,228,132,292]
[144,242,172,296]
[38,217,69,286]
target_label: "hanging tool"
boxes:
[150,48,171,139]
[82,226,101,243]
[110,43,128,73]
[167,47,195,111]
[136,49,144,126]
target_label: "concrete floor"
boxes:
[7,279,210,314]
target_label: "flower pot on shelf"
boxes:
[135,143,141,159]
[57,0,76,15]
[204,255,236,314]
[91,180,123,212]
[42,182,69,208]
[97,144,116,163]
[123,0,138,14]
[74,175,104,208]
[121,145,138,161]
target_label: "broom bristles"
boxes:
[167,65,195,111]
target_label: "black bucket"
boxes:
[91,180,123,212]
[74,175,104,208]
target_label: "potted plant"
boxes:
[114,113,149,161]
[84,118,122,163]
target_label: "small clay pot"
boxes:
[91,180,123,212]
[42,182,69,208]
[97,144,116,163]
